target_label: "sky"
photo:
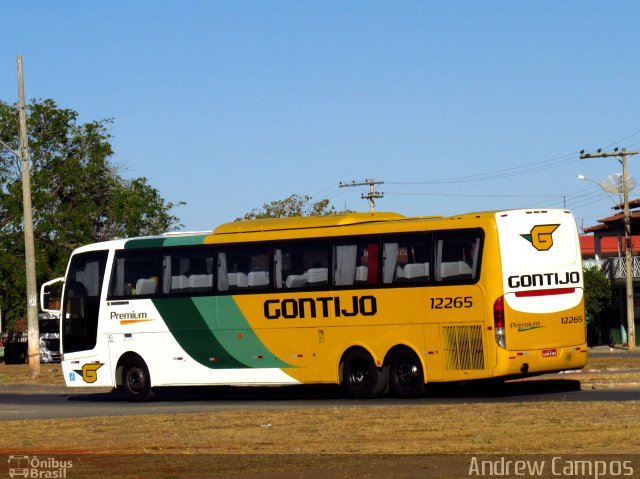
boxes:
[2,1,640,233]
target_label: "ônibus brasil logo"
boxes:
[7,455,73,478]
[520,224,560,251]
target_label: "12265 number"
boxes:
[560,316,583,324]
[430,297,473,309]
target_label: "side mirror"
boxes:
[40,277,65,315]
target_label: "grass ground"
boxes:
[0,354,638,478]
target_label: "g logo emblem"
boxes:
[74,363,103,383]
[521,224,560,251]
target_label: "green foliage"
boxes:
[583,265,612,321]
[0,99,182,328]
[239,193,350,220]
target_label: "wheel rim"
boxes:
[349,358,371,388]
[342,350,384,398]
[127,366,146,393]
[396,361,420,388]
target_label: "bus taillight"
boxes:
[494,296,506,349]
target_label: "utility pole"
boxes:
[17,55,40,376]
[580,147,639,350]
[339,179,384,212]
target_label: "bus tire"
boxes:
[340,349,386,399]
[122,356,154,402]
[388,348,425,398]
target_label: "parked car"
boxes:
[1,313,60,364]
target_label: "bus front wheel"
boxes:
[122,356,154,402]
[388,348,425,398]
[340,349,386,399]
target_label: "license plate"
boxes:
[542,349,557,357]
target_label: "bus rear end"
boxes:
[493,209,587,377]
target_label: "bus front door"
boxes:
[60,251,112,387]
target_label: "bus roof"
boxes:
[214,212,418,235]
[72,208,574,252]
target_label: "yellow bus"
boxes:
[41,208,586,401]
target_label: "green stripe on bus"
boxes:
[125,235,208,249]
[163,236,208,247]
[153,296,292,369]
[153,297,245,369]
[125,238,166,249]
[202,296,292,368]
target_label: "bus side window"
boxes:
[334,240,378,286]
[217,246,270,292]
[109,250,162,298]
[435,230,482,283]
[162,247,215,295]
[382,236,431,284]
[275,241,329,289]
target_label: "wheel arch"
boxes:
[338,345,381,384]
[383,343,428,383]
[115,351,148,388]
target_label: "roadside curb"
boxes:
[0,383,112,395]
[582,382,640,390]
[588,346,640,356]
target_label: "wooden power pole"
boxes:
[581,147,639,350]
[17,55,40,377]
[339,179,384,212]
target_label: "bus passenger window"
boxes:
[382,236,431,284]
[275,241,329,289]
[435,230,482,283]
[334,240,378,286]
[162,247,215,294]
[217,246,270,292]
[109,250,162,298]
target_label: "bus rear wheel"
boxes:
[341,349,386,399]
[388,349,425,398]
[122,356,154,402]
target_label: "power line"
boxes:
[384,190,566,199]
[310,183,340,200]
[602,128,640,149]
[385,133,639,187]
[339,179,384,212]
[386,152,580,186]
[318,134,640,213]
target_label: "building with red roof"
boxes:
[580,200,640,346]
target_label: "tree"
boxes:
[583,265,612,320]
[239,193,349,220]
[0,99,182,328]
